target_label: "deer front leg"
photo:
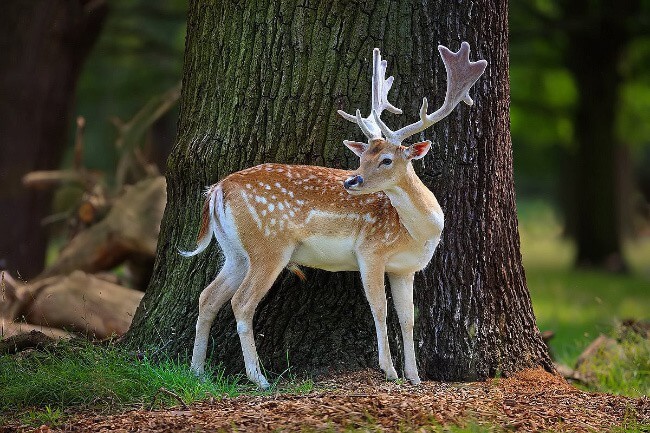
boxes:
[388,272,420,385]
[359,258,398,381]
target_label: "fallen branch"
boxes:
[149,387,189,411]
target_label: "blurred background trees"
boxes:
[0,0,108,278]
[0,0,185,278]
[510,0,650,271]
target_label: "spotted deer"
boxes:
[182,42,487,389]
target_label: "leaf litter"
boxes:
[7,368,649,432]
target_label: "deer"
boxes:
[181,42,487,389]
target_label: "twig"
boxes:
[149,387,189,411]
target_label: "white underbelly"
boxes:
[385,238,439,273]
[290,235,359,272]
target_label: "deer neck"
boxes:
[383,164,444,242]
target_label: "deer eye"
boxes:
[380,158,393,167]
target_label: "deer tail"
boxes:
[178,185,221,257]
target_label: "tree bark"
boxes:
[0,0,107,278]
[127,0,552,381]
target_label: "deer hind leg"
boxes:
[191,254,247,376]
[359,258,398,381]
[388,272,420,385]
[230,248,293,389]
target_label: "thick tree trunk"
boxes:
[127,0,552,381]
[0,0,107,278]
[562,0,637,271]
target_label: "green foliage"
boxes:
[0,340,238,415]
[510,0,650,202]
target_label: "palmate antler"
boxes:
[337,48,402,140]
[339,42,487,145]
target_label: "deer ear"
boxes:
[343,140,368,157]
[405,141,431,160]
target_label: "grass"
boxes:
[0,339,315,426]
[577,330,650,398]
[519,199,650,368]
[0,340,235,416]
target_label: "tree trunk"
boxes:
[562,0,638,271]
[127,0,552,381]
[0,0,107,278]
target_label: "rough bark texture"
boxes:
[127,0,552,381]
[0,0,107,278]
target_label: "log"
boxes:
[23,271,143,339]
[40,176,166,280]
[1,322,73,342]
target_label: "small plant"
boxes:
[19,405,64,428]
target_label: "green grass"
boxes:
[0,339,315,427]
[17,406,65,428]
[578,330,650,398]
[0,340,236,422]
[519,200,650,368]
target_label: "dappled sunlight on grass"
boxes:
[518,200,650,366]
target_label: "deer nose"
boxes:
[344,175,364,189]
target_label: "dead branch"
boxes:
[149,387,189,411]
[40,176,166,279]
[114,83,180,188]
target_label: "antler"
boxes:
[337,48,402,140]
[373,42,487,145]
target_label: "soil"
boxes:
[7,368,650,432]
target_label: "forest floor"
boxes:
[11,369,648,433]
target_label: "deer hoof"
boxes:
[385,368,399,381]
[407,375,421,385]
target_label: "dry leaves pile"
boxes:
[18,368,646,433]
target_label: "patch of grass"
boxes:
[578,331,650,398]
[526,267,650,366]
[0,339,239,417]
[518,200,650,367]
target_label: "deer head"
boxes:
[339,42,487,194]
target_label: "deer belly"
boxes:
[385,238,439,273]
[290,236,359,272]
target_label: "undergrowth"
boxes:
[0,339,312,427]
[577,329,650,398]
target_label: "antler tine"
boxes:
[387,42,487,145]
[373,96,429,144]
[355,109,375,139]
[338,48,402,140]
[373,52,402,116]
